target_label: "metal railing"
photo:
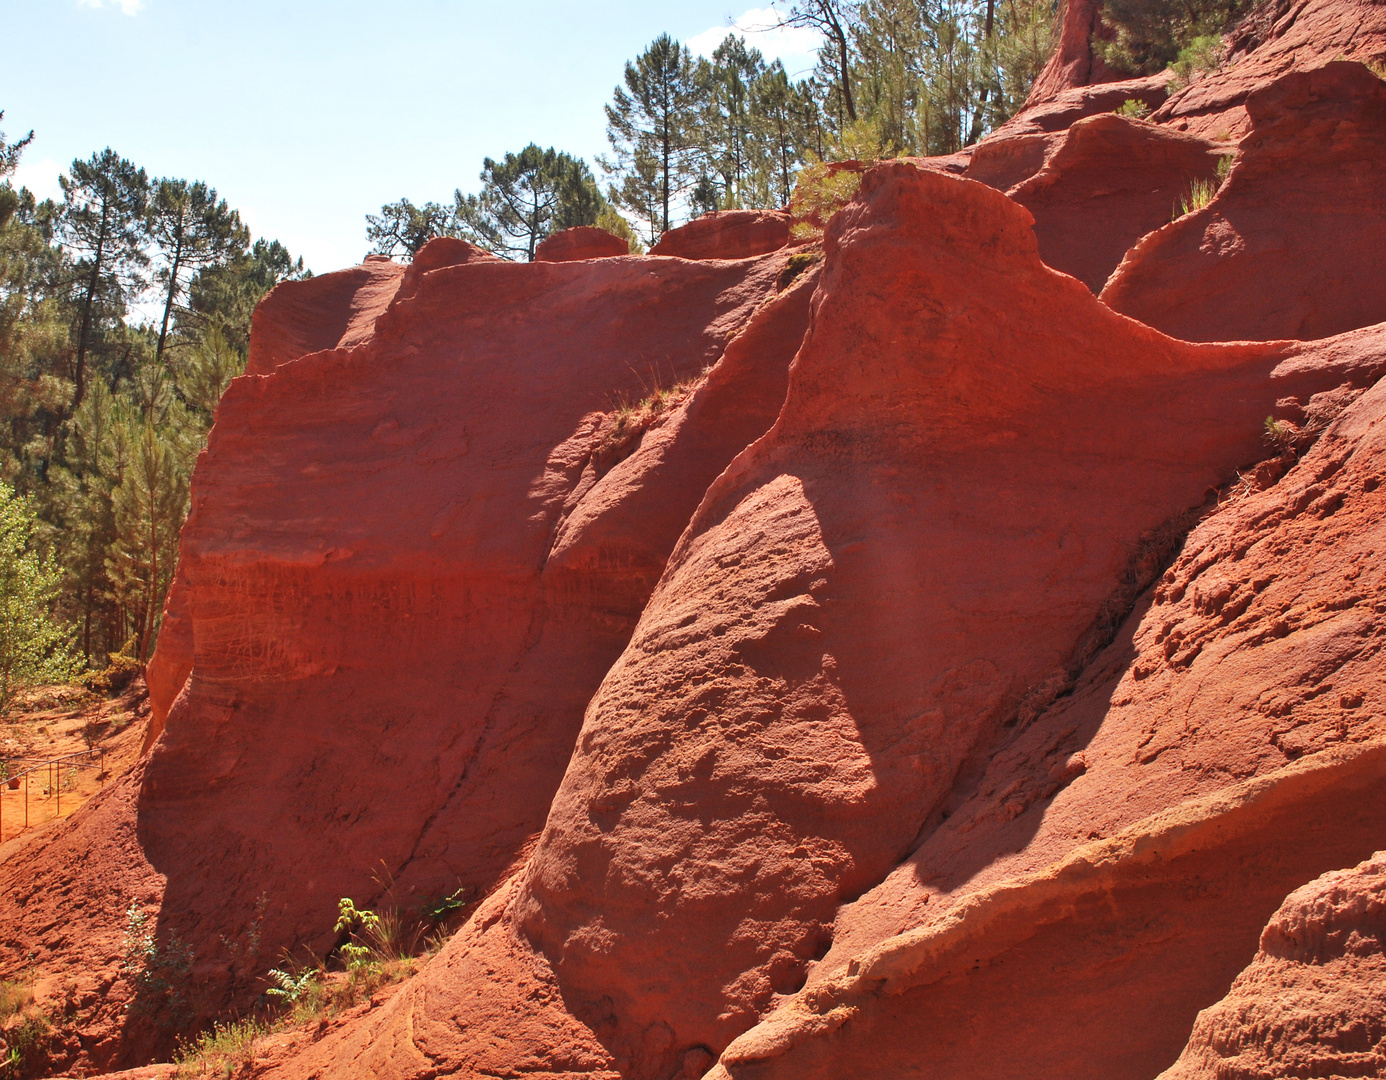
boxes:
[0,748,106,844]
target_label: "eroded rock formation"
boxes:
[1160,850,1386,1079]
[1104,63,1386,340]
[4,5,1386,1078]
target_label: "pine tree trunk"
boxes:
[156,221,185,369]
[72,198,111,415]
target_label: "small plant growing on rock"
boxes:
[81,717,103,750]
[122,901,195,1025]
[172,1017,265,1079]
[1263,415,1306,457]
[421,885,469,924]
[778,250,821,291]
[0,1001,50,1079]
[264,966,319,1004]
[1169,34,1225,88]
[1115,98,1152,119]
[334,897,380,973]
[1176,177,1219,218]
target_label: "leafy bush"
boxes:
[1170,34,1225,86]
[0,483,76,716]
[1114,98,1152,119]
[77,638,142,697]
[263,967,318,1004]
[122,901,195,1025]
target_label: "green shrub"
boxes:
[78,639,142,697]
[1094,0,1249,76]
[122,901,195,1025]
[1114,98,1152,119]
[1170,34,1225,86]
[0,483,76,717]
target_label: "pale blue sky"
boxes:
[2,1,820,273]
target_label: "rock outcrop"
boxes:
[6,5,1386,1078]
[244,255,404,376]
[244,160,1386,1080]
[1151,0,1386,138]
[0,240,810,1073]
[1104,63,1386,341]
[1160,850,1386,1079]
[536,226,630,262]
[1007,112,1225,291]
[650,210,792,260]
[707,336,1386,1077]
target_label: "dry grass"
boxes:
[0,981,33,1023]
[173,1018,266,1079]
[1177,176,1219,218]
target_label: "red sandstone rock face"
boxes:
[651,209,791,260]
[1022,0,1125,104]
[11,11,1386,1077]
[708,324,1386,1079]
[244,256,404,376]
[536,226,630,262]
[1160,851,1386,1079]
[247,161,1386,1080]
[1104,63,1386,342]
[1151,0,1386,139]
[1007,113,1224,291]
[0,242,812,1074]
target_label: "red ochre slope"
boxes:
[256,161,1386,1080]
[140,246,809,977]
[709,347,1386,1079]
[0,240,816,1073]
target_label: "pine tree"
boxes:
[453,145,606,261]
[695,36,768,210]
[364,199,455,260]
[749,64,816,207]
[0,113,34,230]
[779,0,858,123]
[48,380,121,662]
[106,368,194,662]
[148,179,248,368]
[184,238,307,357]
[604,34,700,242]
[59,150,149,414]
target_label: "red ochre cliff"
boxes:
[3,3,1386,1077]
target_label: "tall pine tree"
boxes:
[148,179,248,368]
[604,35,700,242]
[58,150,148,414]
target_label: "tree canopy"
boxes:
[0,123,307,669]
[454,145,607,261]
